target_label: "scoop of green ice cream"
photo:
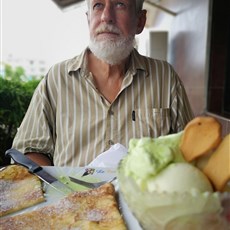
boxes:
[123,132,185,189]
[154,131,186,162]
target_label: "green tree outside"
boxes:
[0,63,42,165]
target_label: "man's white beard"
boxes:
[89,26,135,65]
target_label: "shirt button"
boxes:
[109,110,114,116]
[108,140,114,145]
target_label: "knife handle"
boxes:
[5,148,42,173]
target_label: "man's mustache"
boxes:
[95,24,121,35]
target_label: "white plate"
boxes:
[5,166,142,230]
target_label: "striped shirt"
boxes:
[12,48,194,167]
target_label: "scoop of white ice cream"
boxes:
[147,162,213,193]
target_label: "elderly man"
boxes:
[12,0,194,166]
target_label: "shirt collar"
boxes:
[128,48,148,76]
[67,47,148,76]
[67,47,88,74]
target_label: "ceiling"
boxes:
[51,0,177,21]
[51,0,170,12]
[51,0,84,9]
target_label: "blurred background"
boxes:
[0,0,229,165]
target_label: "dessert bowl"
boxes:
[118,164,229,230]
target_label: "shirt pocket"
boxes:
[134,108,171,137]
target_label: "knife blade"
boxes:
[5,148,74,195]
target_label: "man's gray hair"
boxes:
[136,0,145,13]
[86,0,145,13]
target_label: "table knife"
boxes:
[5,148,74,195]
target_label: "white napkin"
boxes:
[88,143,128,168]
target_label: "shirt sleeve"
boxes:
[12,76,55,158]
[170,70,194,132]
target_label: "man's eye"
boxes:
[93,3,104,10]
[115,2,126,8]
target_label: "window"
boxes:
[207,0,230,119]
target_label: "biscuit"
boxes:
[180,116,222,162]
[202,134,230,191]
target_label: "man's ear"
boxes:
[136,10,147,34]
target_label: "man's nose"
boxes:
[101,5,115,23]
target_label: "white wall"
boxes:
[145,0,211,116]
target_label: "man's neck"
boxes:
[87,50,130,103]
[87,50,129,80]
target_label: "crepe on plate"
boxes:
[0,182,127,230]
[0,164,45,217]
